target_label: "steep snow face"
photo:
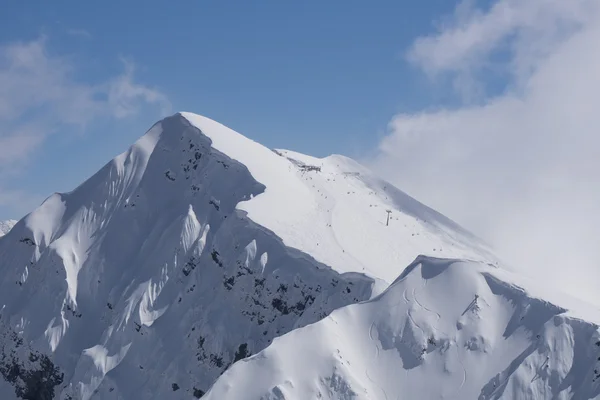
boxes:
[206,257,600,400]
[0,113,495,400]
[0,220,16,237]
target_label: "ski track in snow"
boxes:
[367,315,388,400]
[369,321,380,359]
[365,362,389,400]
[413,285,441,321]
[412,279,449,351]
[407,309,425,338]
[402,286,410,304]
[453,344,467,396]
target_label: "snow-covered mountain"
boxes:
[206,256,600,400]
[0,112,596,400]
[0,220,16,237]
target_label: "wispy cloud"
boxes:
[106,58,171,118]
[0,37,171,163]
[369,0,600,304]
[0,37,171,217]
[66,28,92,39]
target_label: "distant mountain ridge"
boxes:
[0,220,16,237]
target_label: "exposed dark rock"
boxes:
[19,238,35,247]
[233,343,250,363]
[211,250,223,268]
[193,387,205,398]
[0,350,64,400]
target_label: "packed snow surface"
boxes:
[0,113,597,400]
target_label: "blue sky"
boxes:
[0,0,461,220]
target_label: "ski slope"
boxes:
[0,112,596,400]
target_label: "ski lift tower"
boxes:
[386,210,392,226]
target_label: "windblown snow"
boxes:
[0,113,597,400]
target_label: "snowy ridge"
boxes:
[182,113,496,284]
[0,220,16,237]
[206,257,600,400]
[0,112,596,400]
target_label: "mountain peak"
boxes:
[0,113,499,399]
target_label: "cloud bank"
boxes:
[369,0,600,304]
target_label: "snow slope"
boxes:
[206,257,600,400]
[0,113,497,400]
[181,113,496,284]
[0,220,16,237]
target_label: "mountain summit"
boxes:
[0,113,597,400]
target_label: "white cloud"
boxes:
[106,59,171,119]
[0,37,170,168]
[369,0,600,304]
[407,0,599,100]
[0,37,171,217]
